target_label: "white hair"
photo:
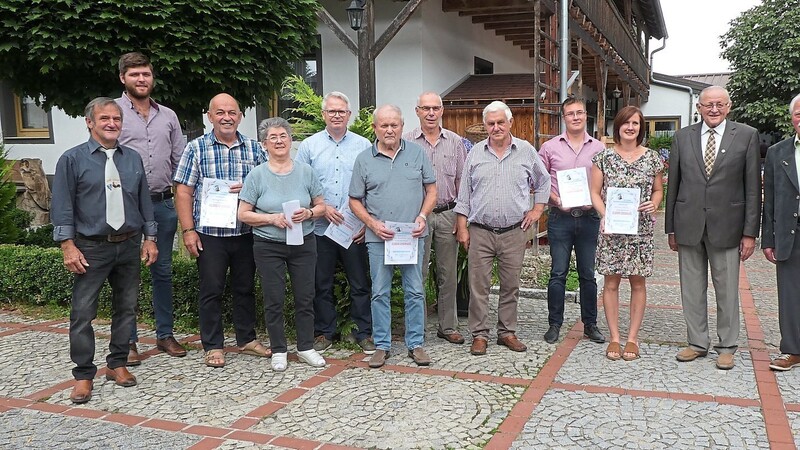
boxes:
[790,93,800,113]
[321,91,351,111]
[416,91,443,107]
[372,104,403,124]
[482,101,513,122]
[698,85,731,103]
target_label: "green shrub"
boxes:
[0,145,20,244]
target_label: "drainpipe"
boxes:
[559,0,569,132]
[649,38,695,126]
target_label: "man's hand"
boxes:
[369,219,395,241]
[411,216,427,238]
[668,234,678,252]
[61,240,89,274]
[763,247,777,264]
[521,208,542,232]
[182,230,203,258]
[228,182,243,194]
[739,236,756,261]
[353,226,366,244]
[325,205,345,225]
[141,240,158,266]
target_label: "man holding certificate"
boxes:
[455,101,550,356]
[538,97,605,345]
[349,105,437,368]
[295,91,374,355]
[174,93,270,368]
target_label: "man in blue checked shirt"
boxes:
[174,93,271,368]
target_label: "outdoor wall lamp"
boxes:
[347,0,367,31]
[612,85,622,99]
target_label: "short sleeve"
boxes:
[349,157,366,199]
[238,166,263,205]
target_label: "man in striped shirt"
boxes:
[403,92,468,345]
[455,101,550,356]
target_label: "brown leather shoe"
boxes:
[368,349,389,368]
[106,366,137,387]
[408,347,432,366]
[716,353,735,370]
[70,380,93,404]
[497,334,527,352]
[470,337,488,356]
[126,343,141,367]
[770,354,800,371]
[437,329,465,344]
[676,347,708,362]
[157,336,187,357]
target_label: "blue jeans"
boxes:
[366,240,425,351]
[131,198,178,341]
[71,236,140,379]
[546,210,600,327]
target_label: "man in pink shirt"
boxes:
[538,97,605,345]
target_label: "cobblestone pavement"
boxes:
[0,213,797,449]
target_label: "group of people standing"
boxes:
[51,50,800,406]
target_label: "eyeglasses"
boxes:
[416,106,443,113]
[266,133,290,143]
[698,102,729,110]
[323,109,349,117]
[564,110,586,118]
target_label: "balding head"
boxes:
[697,86,731,128]
[207,93,243,145]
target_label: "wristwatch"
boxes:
[144,235,157,242]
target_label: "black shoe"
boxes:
[583,324,606,343]
[543,325,560,344]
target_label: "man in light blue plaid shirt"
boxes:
[174,93,270,368]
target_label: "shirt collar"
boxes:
[120,92,159,111]
[325,129,349,144]
[410,127,445,140]
[371,139,405,157]
[794,135,800,149]
[701,119,727,136]
[558,131,594,145]
[88,137,121,153]
[210,130,244,147]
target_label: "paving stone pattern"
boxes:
[0,213,795,449]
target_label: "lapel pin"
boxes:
[720,149,726,153]
[783,161,789,166]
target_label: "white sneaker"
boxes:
[271,352,287,372]
[297,349,326,367]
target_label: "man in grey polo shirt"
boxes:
[349,104,437,368]
[403,91,467,345]
[455,101,550,356]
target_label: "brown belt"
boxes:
[77,230,139,243]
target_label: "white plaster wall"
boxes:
[6,108,89,174]
[641,83,698,129]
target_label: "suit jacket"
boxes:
[665,120,761,248]
[761,137,800,260]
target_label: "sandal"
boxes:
[204,349,225,368]
[622,342,640,361]
[239,340,272,358]
[605,342,621,361]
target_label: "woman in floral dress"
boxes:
[590,106,664,361]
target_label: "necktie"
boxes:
[704,129,716,177]
[103,148,125,230]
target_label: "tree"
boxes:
[721,0,800,136]
[0,143,20,244]
[0,0,319,122]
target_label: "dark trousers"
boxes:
[546,210,600,327]
[70,236,140,380]
[253,235,317,353]
[313,235,371,341]
[196,233,257,351]
[777,227,800,355]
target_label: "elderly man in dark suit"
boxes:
[665,85,761,370]
[762,93,800,371]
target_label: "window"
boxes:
[274,36,322,121]
[644,117,680,138]
[474,57,494,75]
[0,81,53,142]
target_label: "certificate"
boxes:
[604,187,641,235]
[323,207,363,249]
[282,200,304,246]
[199,178,238,229]
[383,221,419,265]
[556,168,592,208]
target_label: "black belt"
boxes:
[433,201,457,214]
[470,221,522,234]
[77,230,139,243]
[151,191,174,202]
[552,207,596,218]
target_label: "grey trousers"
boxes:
[422,209,460,332]
[467,226,526,339]
[678,232,741,354]
[776,227,800,355]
